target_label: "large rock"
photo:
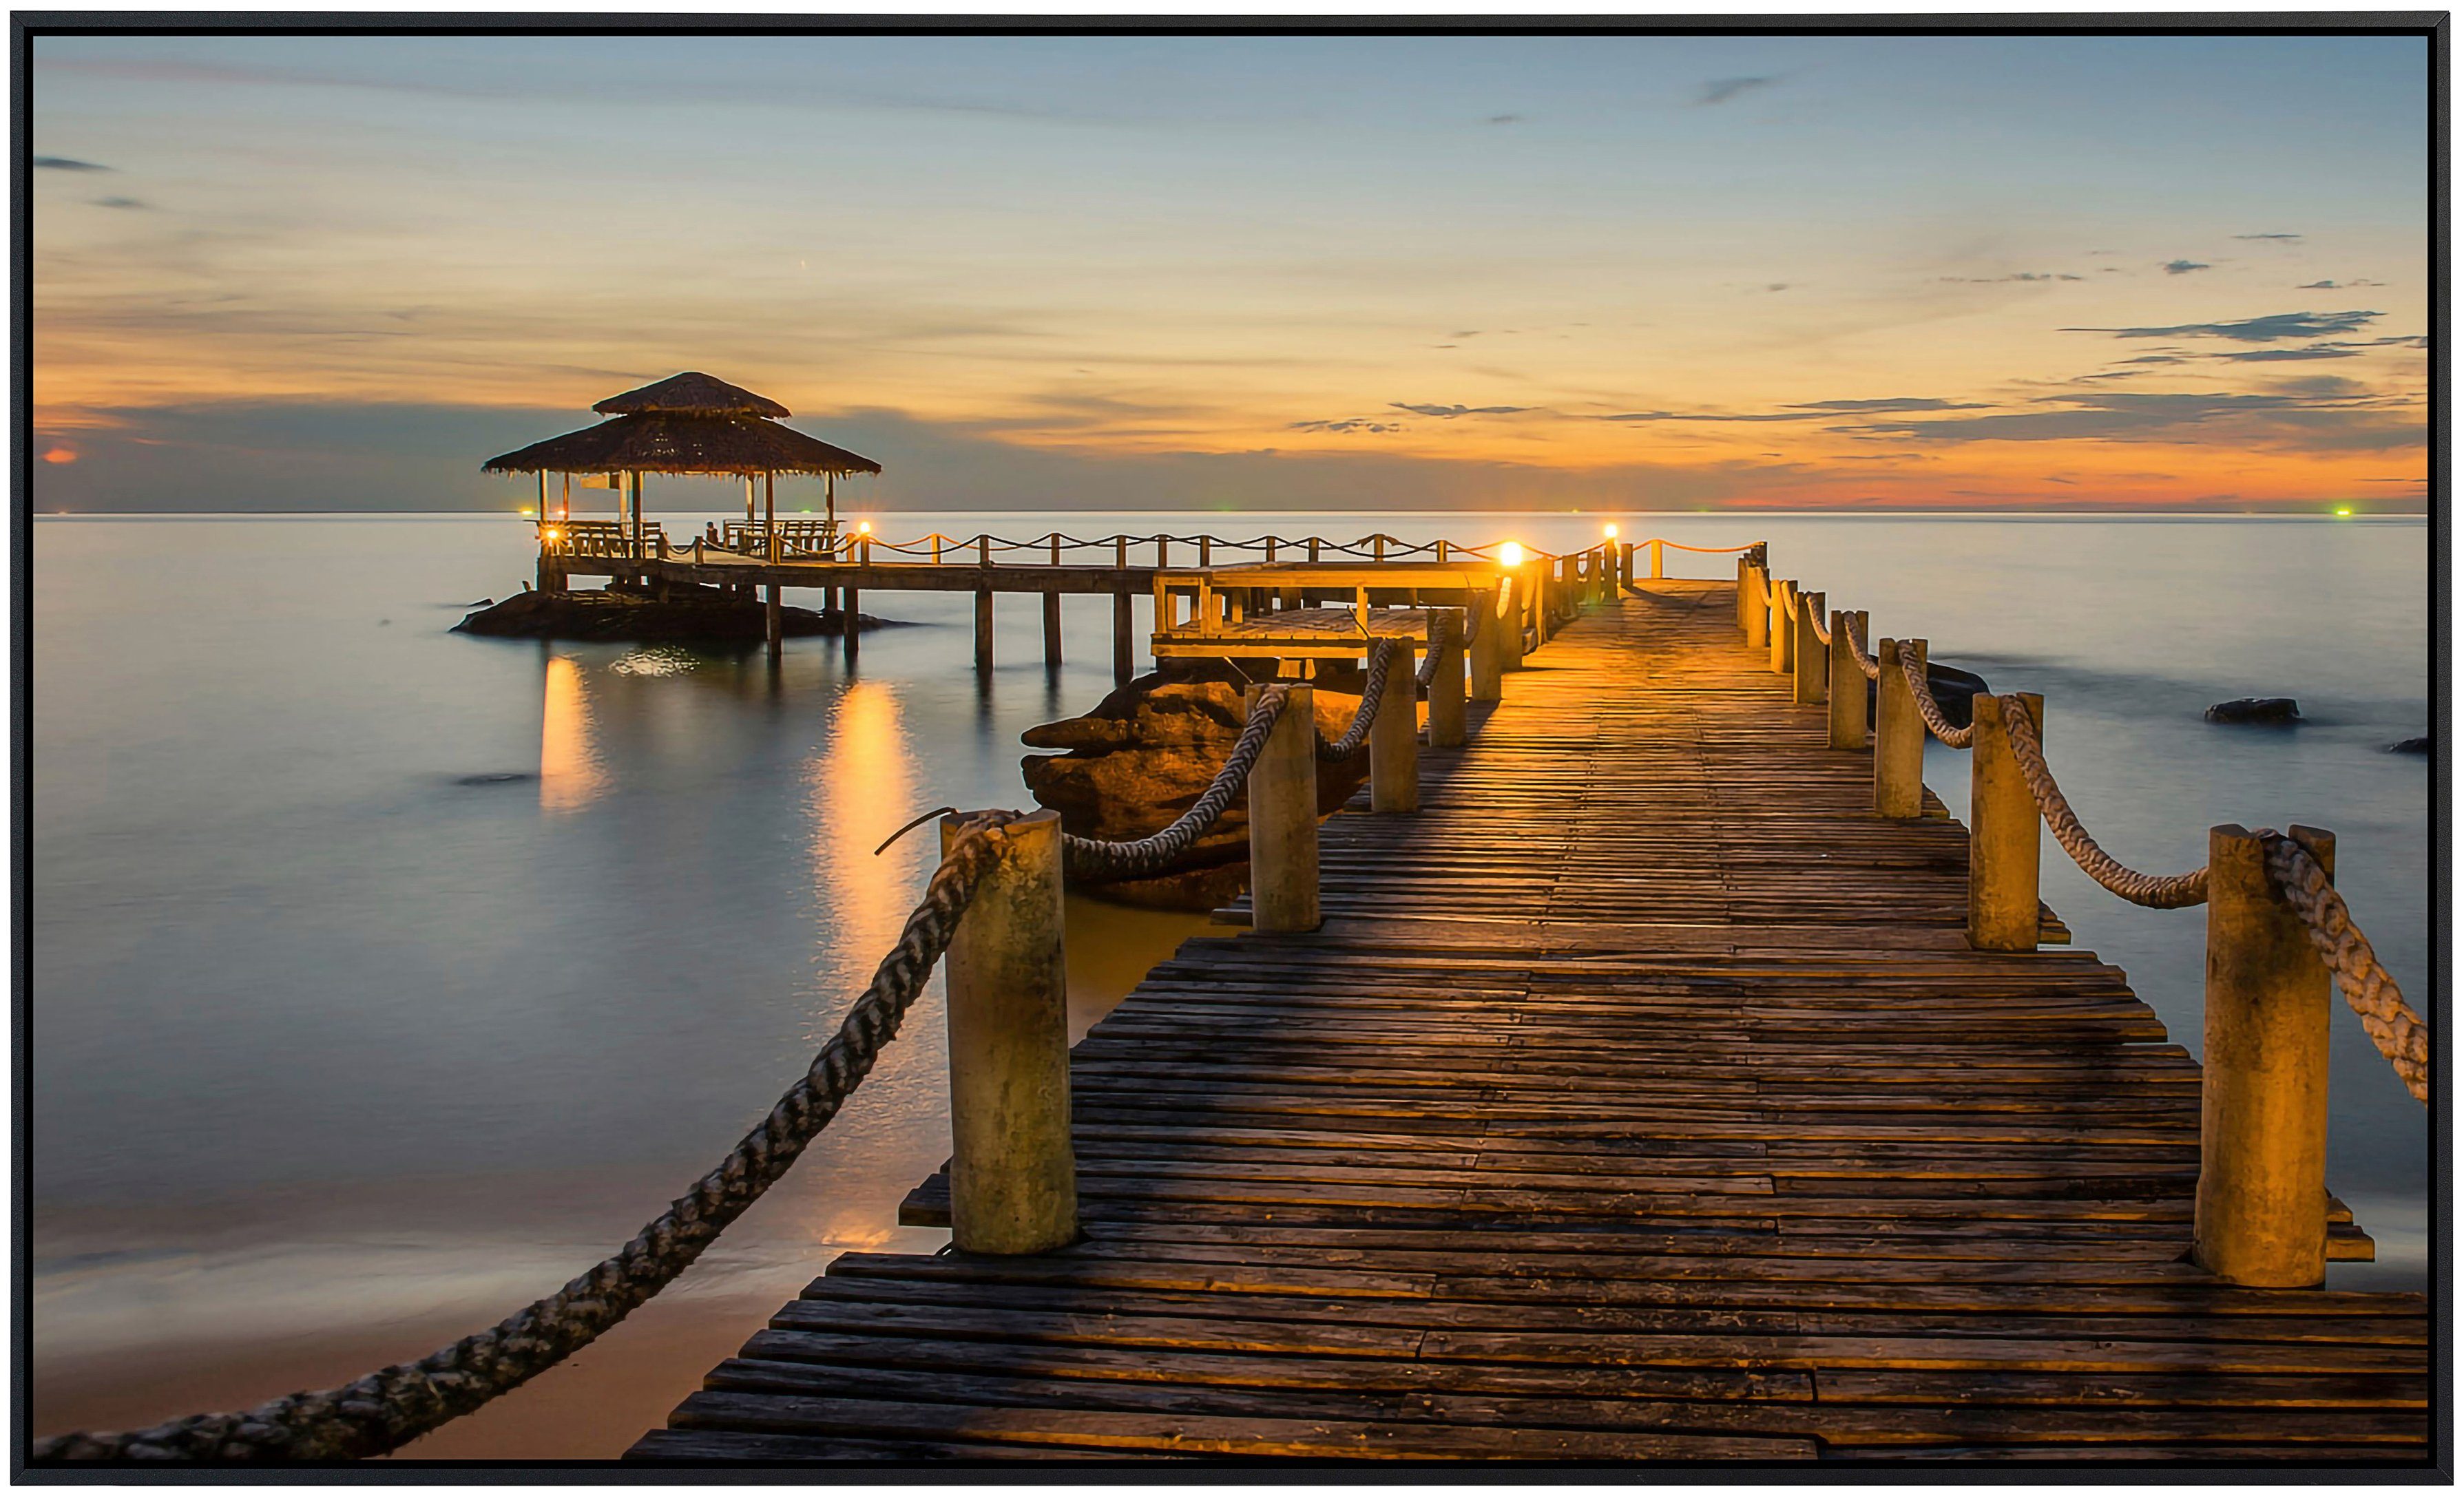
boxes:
[2204,697,2303,725]
[1023,660,1372,910]
[2388,736,2430,755]
[452,582,890,642]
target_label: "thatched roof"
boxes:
[481,412,881,477]
[594,371,790,419]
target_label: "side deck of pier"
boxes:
[632,580,2428,1464]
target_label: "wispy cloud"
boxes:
[1289,417,1401,434]
[1829,388,2418,451]
[1392,402,1531,419]
[2234,233,2302,242]
[1941,272,2082,283]
[1604,396,1985,423]
[90,196,151,211]
[2064,310,2383,343]
[1485,114,1523,125]
[2216,345,2362,362]
[2298,278,2383,289]
[1697,75,1778,106]
[34,156,111,171]
[2162,259,2211,275]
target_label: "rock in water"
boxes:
[2204,697,2303,725]
[2388,737,2430,755]
[452,583,888,643]
[1022,661,1373,911]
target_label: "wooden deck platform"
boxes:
[631,580,2430,1466]
[1151,604,1447,660]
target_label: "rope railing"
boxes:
[1899,645,1974,750]
[1847,615,1883,681]
[2262,832,2429,1103]
[665,529,1748,568]
[1062,688,1291,883]
[1318,640,1400,761]
[1998,701,2209,909]
[32,812,1027,1464]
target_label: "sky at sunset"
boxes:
[29,30,2434,512]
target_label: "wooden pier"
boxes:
[631,578,2430,1464]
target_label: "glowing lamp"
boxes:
[1602,523,1618,539]
[857,520,874,535]
[542,527,563,542]
[2334,506,2355,518]
[1499,540,1526,568]
[520,507,534,516]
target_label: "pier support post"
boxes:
[1369,642,1419,813]
[1503,578,1528,671]
[842,587,861,660]
[1043,592,1063,669]
[1619,542,1636,589]
[1793,590,1826,705]
[2193,823,2334,1287]
[939,810,1077,1255]
[1112,591,1134,685]
[1874,638,1925,818]
[765,584,783,661]
[1768,580,1795,675]
[1742,564,1768,650]
[975,589,994,677]
[1966,693,2043,951]
[1651,538,1664,580]
[1828,609,1868,749]
[1428,611,1467,748]
[1246,684,1320,932]
[1469,589,1505,702]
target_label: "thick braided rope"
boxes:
[1808,611,1832,649]
[1999,698,2209,909]
[30,815,1019,1464]
[2262,833,2429,1104]
[1063,687,1291,882]
[1846,616,1882,682]
[1318,640,1400,761]
[1899,645,1975,749]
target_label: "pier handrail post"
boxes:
[1793,590,1826,706]
[939,809,1078,1254]
[1369,640,1420,813]
[2194,823,2335,1287]
[1768,579,1795,675]
[1468,587,1505,701]
[1828,609,1868,749]
[1742,562,1768,649]
[1246,684,1322,932]
[1428,610,1468,747]
[1651,538,1664,580]
[1966,693,2044,950]
[1506,571,1532,666]
[1873,637,1925,818]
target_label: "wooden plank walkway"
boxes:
[631,580,2430,1464]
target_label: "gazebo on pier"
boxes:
[483,372,881,581]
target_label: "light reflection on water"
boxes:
[28,510,2431,1454]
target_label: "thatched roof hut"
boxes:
[482,372,879,478]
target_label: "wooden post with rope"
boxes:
[1369,642,1419,814]
[939,810,1076,1255]
[2194,823,2335,1287]
[1829,609,1868,750]
[1793,589,1826,706]
[1967,693,2044,951]
[1874,637,1925,818]
[1246,684,1320,933]
[1428,611,1467,748]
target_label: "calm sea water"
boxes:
[30,511,2432,1456]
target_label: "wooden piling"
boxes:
[1369,642,1419,812]
[1873,637,1925,818]
[1966,693,2043,951]
[1742,564,1768,649]
[1246,684,1320,933]
[938,810,1076,1255]
[765,584,783,660]
[2194,823,2335,1287]
[1793,589,1826,706]
[975,589,994,675]
[1428,611,1467,748]
[1468,588,1505,702]
[1828,609,1868,749]
[1043,593,1063,668]
[1651,538,1665,580]
[1768,579,1795,675]
[1112,591,1134,686]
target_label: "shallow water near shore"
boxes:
[30,510,2432,1457]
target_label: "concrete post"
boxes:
[1651,538,1664,580]
[2194,823,2335,1287]
[1469,588,1505,702]
[1503,577,1528,671]
[1828,609,1868,750]
[1793,590,1826,706]
[1620,541,1636,589]
[1369,642,1419,813]
[1966,693,2043,951]
[1428,611,1467,748]
[1873,637,1925,818]
[1742,565,1768,650]
[1112,591,1134,685]
[939,810,1076,1254]
[1246,684,1320,932]
[1768,580,1795,675]
[1043,591,1063,669]
[974,589,994,676]
[765,584,783,660]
